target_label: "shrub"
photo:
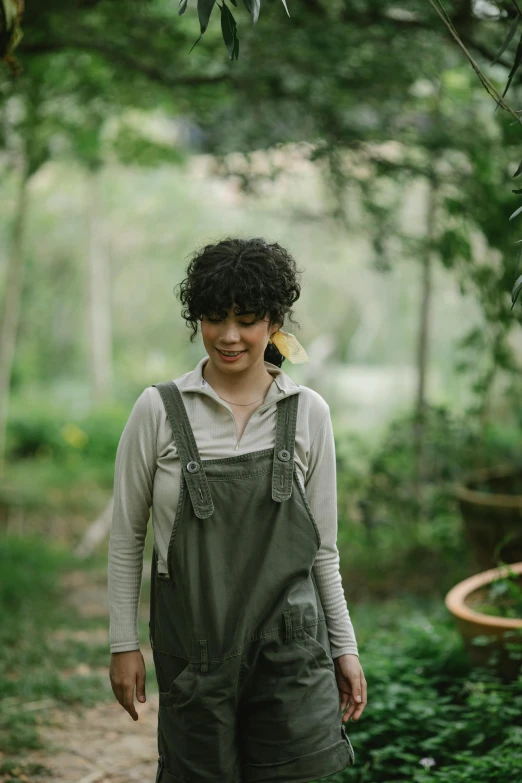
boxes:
[331,611,522,782]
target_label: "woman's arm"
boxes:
[305,405,359,659]
[305,404,367,722]
[108,387,158,653]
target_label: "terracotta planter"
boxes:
[445,561,522,680]
[454,464,522,570]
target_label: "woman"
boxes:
[108,237,367,783]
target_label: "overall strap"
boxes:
[153,381,214,519]
[272,392,299,503]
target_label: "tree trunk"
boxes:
[86,167,112,405]
[412,172,438,519]
[0,155,30,474]
[74,495,114,559]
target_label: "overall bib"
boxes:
[149,381,355,783]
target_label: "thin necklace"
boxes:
[205,365,273,406]
[217,394,265,406]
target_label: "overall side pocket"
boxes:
[153,648,194,707]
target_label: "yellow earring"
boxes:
[269,328,309,364]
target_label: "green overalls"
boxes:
[149,380,355,783]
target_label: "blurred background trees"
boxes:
[1,2,522,780]
[2,0,519,478]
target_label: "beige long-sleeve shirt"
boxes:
[108,355,358,659]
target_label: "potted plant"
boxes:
[453,464,522,570]
[445,561,522,680]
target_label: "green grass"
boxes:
[0,457,113,518]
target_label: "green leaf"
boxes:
[501,31,522,98]
[220,2,239,60]
[188,32,203,53]
[511,273,522,309]
[198,0,217,33]
[243,0,260,24]
[492,14,520,65]
[514,159,522,178]
[229,0,237,5]
[281,0,290,17]
[509,204,522,220]
[513,188,522,194]
[179,0,189,16]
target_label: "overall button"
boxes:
[277,449,290,461]
[186,461,200,473]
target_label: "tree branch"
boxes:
[338,6,514,73]
[459,33,513,71]
[428,0,522,124]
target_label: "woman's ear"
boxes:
[270,321,282,339]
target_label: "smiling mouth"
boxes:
[217,349,246,356]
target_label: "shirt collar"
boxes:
[176,355,302,401]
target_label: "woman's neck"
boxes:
[202,357,275,403]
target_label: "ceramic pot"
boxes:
[454,465,522,570]
[445,561,522,680]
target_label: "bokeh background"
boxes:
[1,1,522,781]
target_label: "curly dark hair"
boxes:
[174,237,304,368]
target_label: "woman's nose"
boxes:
[220,324,241,341]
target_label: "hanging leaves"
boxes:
[243,0,261,25]
[280,0,290,18]
[220,1,239,60]
[501,30,522,98]
[198,0,217,33]
[511,274,522,309]
[179,0,290,57]
[492,13,520,65]
[509,204,522,221]
[502,16,522,309]
[186,0,217,53]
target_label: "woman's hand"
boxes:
[334,653,367,723]
[109,650,146,721]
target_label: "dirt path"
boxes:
[28,691,160,783]
[14,568,160,783]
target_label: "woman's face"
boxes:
[200,306,279,372]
